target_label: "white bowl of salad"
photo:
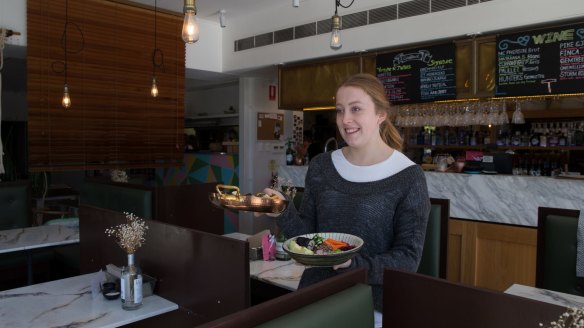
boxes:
[283,232,364,267]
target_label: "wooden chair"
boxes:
[383,268,565,328]
[536,206,583,296]
[417,198,449,278]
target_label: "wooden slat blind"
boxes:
[27,0,184,172]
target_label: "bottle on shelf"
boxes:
[529,123,540,147]
[511,131,521,146]
[286,141,294,165]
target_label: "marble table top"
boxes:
[505,284,584,308]
[250,259,304,291]
[0,225,79,254]
[0,273,178,328]
[224,232,303,291]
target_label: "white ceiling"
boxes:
[128,0,289,21]
[127,0,293,86]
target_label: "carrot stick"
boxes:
[324,238,349,251]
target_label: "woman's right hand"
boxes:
[255,188,285,218]
[262,188,285,200]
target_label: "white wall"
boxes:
[238,75,299,234]
[0,0,26,46]
[185,18,223,72]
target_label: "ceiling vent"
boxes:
[234,0,494,52]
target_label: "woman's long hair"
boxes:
[337,73,403,151]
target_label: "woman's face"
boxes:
[335,86,385,149]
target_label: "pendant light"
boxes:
[330,0,355,50]
[330,11,341,50]
[151,0,159,97]
[182,0,200,43]
[62,0,71,109]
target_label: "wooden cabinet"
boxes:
[447,218,537,292]
[278,57,361,110]
[455,36,496,99]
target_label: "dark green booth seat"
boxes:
[197,268,372,328]
[536,207,583,296]
[417,198,449,279]
[80,180,153,219]
[257,283,372,328]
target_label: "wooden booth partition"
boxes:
[79,205,249,326]
[155,183,224,235]
[384,268,564,328]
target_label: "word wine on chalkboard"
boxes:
[376,43,456,104]
[496,23,584,97]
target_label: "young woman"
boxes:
[267,73,430,327]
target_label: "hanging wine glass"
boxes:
[512,100,525,124]
[487,101,499,126]
[498,101,509,125]
[462,102,473,126]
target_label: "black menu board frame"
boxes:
[376,43,457,104]
[496,23,584,97]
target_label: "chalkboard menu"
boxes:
[496,23,584,96]
[376,43,456,104]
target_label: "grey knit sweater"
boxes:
[277,151,431,311]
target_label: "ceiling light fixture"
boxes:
[330,0,354,50]
[219,9,226,28]
[151,0,160,97]
[293,0,300,8]
[182,0,200,43]
[62,0,71,108]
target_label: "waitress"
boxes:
[265,73,430,327]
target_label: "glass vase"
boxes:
[121,253,143,310]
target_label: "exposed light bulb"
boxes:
[293,0,299,7]
[219,9,226,28]
[330,14,342,50]
[151,77,158,97]
[62,84,71,109]
[182,0,200,43]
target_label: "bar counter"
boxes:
[278,165,583,227]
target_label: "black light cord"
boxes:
[152,0,164,76]
[336,0,355,9]
[52,0,85,77]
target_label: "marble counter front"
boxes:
[278,165,308,188]
[278,165,583,227]
[425,172,583,227]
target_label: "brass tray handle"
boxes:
[216,184,241,199]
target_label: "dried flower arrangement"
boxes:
[105,212,148,254]
[110,169,128,183]
[541,307,584,327]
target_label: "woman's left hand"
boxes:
[333,259,352,270]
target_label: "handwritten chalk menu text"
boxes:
[496,23,584,96]
[376,43,456,104]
